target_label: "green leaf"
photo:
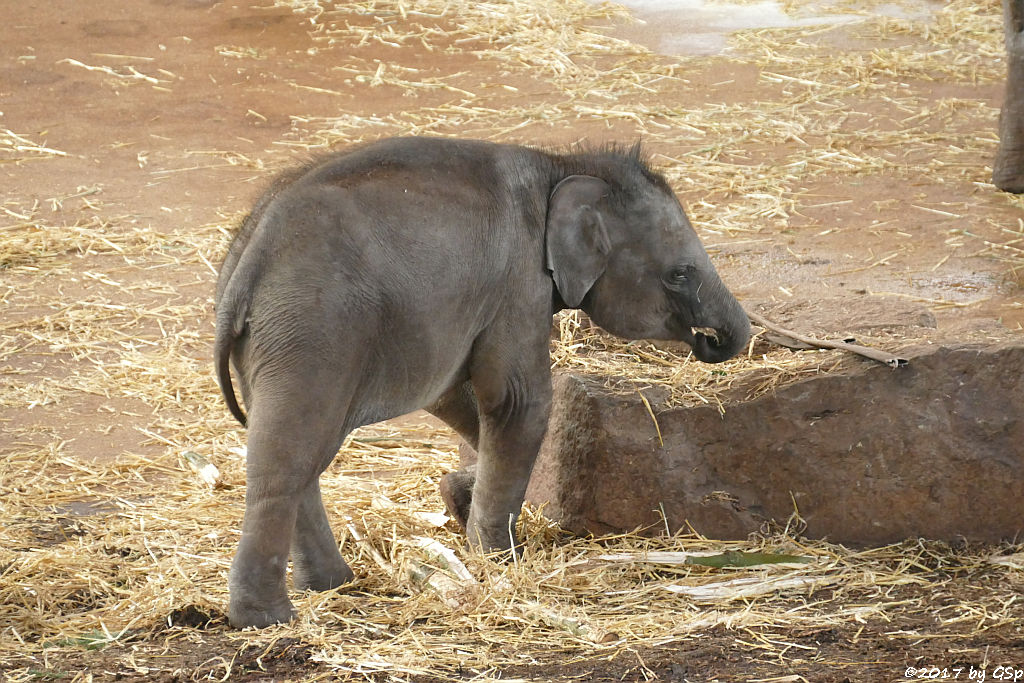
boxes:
[47,630,116,651]
[686,551,813,568]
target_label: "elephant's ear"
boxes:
[545,175,611,308]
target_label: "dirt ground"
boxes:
[2,0,1023,681]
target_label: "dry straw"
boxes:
[2,0,1022,679]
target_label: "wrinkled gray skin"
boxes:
[995,0,1024,193]
[214,137,751,628]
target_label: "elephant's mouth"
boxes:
[674,320,736,363]
[691,326,720,344]
[667,294,751,364]
[676,322,720,350]
[690,326,728,362]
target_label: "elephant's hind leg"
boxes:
[429,381,480,528]
[439,465,476,530]
[292,479,354,591]
[228,396,347,628]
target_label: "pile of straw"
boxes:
[3,411,1022,678]
[3,409,1022,678]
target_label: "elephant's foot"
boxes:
[293,555,354,593]
[465,500,523,558]
[994,99,1024,192]
[228,551,294,628]
[465,518,521,559]
[228,586,295,629]
[993,161,1024,193]
[439,466,476,529]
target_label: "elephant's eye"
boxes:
[667,266,692,284]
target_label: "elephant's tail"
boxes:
[214,281,251,428]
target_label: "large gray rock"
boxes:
[459,344,1024,545]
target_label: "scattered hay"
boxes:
[58,57,173,89]
[2,413,1021,678]
[283,0,641,77]
[272,0,1013,275]
[0,129,67,163]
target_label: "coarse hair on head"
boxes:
[547,140,674,205]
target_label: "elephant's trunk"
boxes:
[690,315,750,364]
[687,281,751,364]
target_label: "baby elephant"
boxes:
[214,137,750,628]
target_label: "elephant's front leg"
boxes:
[427,380,480,450]
[465,361,552,554]
[995,0,1024,192]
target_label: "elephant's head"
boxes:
[545,170,750,363]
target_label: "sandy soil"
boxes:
[2,0,1022,680]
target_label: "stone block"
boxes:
[460,344,1024,545]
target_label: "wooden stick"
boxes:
[747,310,908,369]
